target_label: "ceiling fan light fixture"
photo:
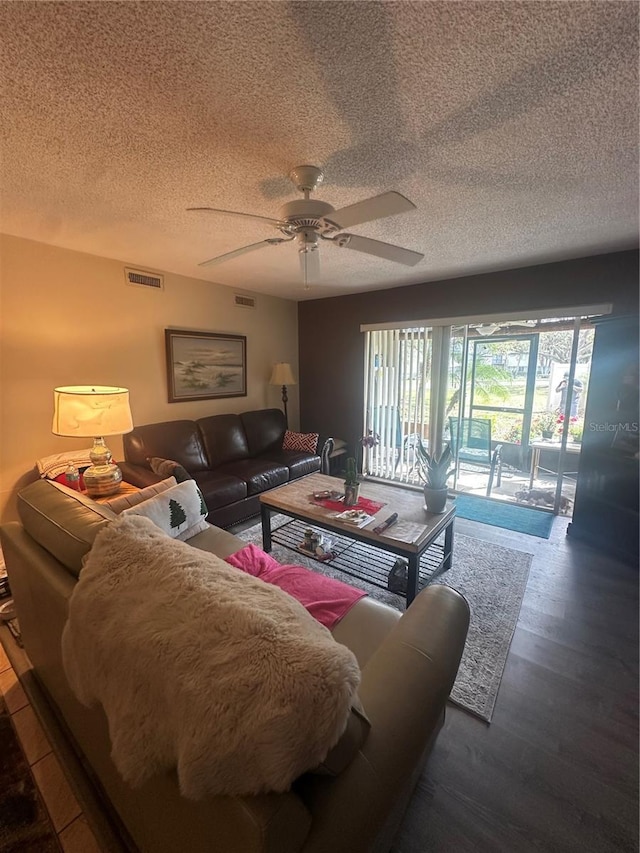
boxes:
[299,242,320,290]
[475,323,501,336]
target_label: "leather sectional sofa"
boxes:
[120,408,331,528]
[1,479,470,853]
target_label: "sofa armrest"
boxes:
[117,461,162,489]
[297,584,470,853]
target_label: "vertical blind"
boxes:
[363,327,432,483]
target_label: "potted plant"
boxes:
[531,410,559,440]
[343,457,360,506]
[414,440,454,514]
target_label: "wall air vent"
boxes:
[234,294,256,308]
[125,267,164,290]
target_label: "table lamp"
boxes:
[269,363,296,426]
[52,385,134,497]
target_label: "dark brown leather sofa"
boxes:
[120,408,330,528]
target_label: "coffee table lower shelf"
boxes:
[270,518,450,599]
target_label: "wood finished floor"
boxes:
[390,516,639,853]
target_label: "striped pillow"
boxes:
[283,430,319,454]
[103,477,177,513]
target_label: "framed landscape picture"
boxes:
[165,329,247,402]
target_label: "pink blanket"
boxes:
[225,544,366,629]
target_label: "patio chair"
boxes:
[448,416,503,497]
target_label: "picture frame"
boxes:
[165,329,247,403]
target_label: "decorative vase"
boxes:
[344,482,360,506]
[424,486,448,514]
[541,430,555,440]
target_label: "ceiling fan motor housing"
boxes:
[278,199,337,235]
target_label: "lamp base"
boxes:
[83,436,122,497]
[83,463,123,498]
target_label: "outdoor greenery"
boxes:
[380,325,593,462]
[531,410,559,434]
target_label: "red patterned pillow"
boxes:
[53,470,86,491]
[282,430,319,454]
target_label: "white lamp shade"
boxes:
[269,363,296,386]
[52,386,133,437]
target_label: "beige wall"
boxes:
[0,234,299,521]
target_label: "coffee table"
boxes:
[260,473,455,606]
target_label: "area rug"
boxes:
[0,693,60,851]
[237,519,532,722]
[453,494,554,539]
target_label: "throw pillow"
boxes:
[147,457,192,483]
[282,430,319,454]
[103,477,177,513]
[121,479,209,540]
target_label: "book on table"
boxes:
[333,509,376,528]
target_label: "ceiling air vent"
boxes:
[234,294,256,309]
[125,267,164,290]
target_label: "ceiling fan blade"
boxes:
[188,207,285,228]
[299,248,320,289]
[333,233,424,266]
[198,238,288,268]
[324,191,417,231]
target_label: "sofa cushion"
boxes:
[17,480,116,577]
[122,480,209,540]
[312,704,371,776]
[256,450,320,479]
[123,421,209,472]
[217,459,289,496]
[283,430,319,453]
[240,409,286,457]
[191,470,247,510]
[197,414,249,467]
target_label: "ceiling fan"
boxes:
[188,165,424,288]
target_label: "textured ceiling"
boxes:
[1,1,638,301]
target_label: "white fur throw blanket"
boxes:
[61,515,360,799]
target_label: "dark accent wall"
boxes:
[299,250,639,456]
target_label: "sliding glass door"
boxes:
[363,309,602,516]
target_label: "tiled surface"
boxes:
[0,646,103,851]
[0,664,29,713]
[32,751,82,832]
[59,816,104,853]
[0,642,10,671]
[11,704,52,764]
